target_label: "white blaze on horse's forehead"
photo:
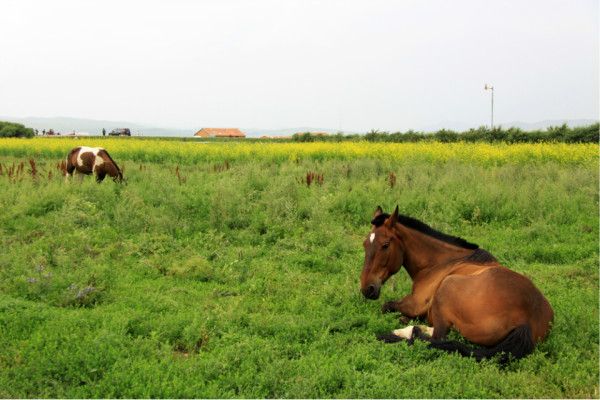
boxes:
[392,325,414,340]
[369,233,376,243]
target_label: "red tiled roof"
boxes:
[194,128,245,138]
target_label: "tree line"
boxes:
[0,121,35,138]
[2,119,598,143]
[292,123,599,143]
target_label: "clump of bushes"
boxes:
[292,123,599,143]
[0,121,35,138]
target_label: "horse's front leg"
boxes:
[382,294,428,321]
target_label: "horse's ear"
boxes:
[373,206,384,218]
[386,205,399,227]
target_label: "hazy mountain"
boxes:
[1,116,597,137]
[0,116,192,136]
[243,127,350,137]
[0,116,347,137]
[418,121,475,133]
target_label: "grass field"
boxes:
[0,138,598,398]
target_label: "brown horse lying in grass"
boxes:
[361,206,553,364]
[66,146,123,183]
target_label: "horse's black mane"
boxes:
[99,149,122,176]
[371,213,482,251]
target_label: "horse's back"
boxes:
[66,146,97,174]
[434,266,553,346]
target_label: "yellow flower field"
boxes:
[0,137,596,164]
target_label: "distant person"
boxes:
[102,128,106,136]
[42,129,46,135]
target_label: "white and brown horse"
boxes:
[66,146,123,183]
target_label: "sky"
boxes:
[0,0,598,132]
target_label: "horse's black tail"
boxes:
[425,324,535,364]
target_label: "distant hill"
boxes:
[0,116,191,136]
[0,117,345,138]
[242,127,348,137]
[1,116,597,137]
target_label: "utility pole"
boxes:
[484,84,494,128]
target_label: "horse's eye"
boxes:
[382,241,390,249]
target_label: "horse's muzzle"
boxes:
[362,284,380,300]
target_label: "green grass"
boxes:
[0,152,598,398]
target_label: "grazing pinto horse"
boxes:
[361,206,553,363]
[66,146,123,183]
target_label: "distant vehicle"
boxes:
[108,128,131,136]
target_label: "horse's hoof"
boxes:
[381,301,398,313]
[376,333,404,343]
[398,315,410,325]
